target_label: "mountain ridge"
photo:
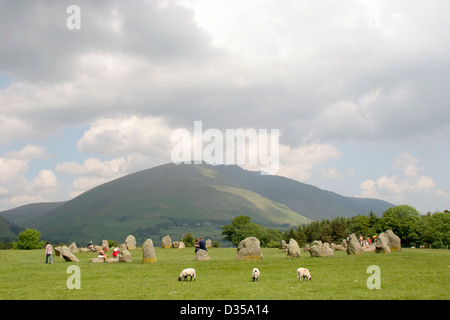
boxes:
[0,163,394,244]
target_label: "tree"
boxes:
[181,232,195,247]
[421,211,450,248]
[381,205,421,246]
[222,215,283,247]
[14,229,45,250]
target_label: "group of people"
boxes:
[194,237,207,253]
[45,237,208,264]
[345,234,378,247]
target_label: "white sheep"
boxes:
[178,268,196,281]
[252,268,260,281]
[297,267,311,281]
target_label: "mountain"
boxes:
[0,215,22,241]
[0,201,67,228]
[0,163,394,244]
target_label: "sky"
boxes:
[0,0,449,214]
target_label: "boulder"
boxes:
[68,242,78,253]
[309,240,324,257]
[161,235,172,248]
[376,233,391,253]
[90,258,104,263]
[236,237,263,260]
[101,240,109,251]
[287,239,301,258]
[125,235,136,250]
[322,242,334,257]
[194,249,210,261]
[386,229,401,251]
[54,246,64,258]
[346,233,362,255]
[142,239,157,263]
[334,244,346,251]
[61,246,79,262]
[119,249,132,262]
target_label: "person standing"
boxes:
[45,242,53,264]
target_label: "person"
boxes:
[112,247,119,259]
[45,242,53,264]
[97,246,108,261]
[199,237,207,251]
[194,238,200,253]
[87,241,95,252]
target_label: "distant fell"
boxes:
[0,163,394,244]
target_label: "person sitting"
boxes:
[112,247,119,259]
[199,237,207,251]
[97,246,108,261]
[87,241,95,252]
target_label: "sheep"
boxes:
[178,268,196,281]
[297,267,311,281]
[252,268,260,281]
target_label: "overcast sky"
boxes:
[0,0,449,214]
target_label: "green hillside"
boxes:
[0,215,21,241]
[25,164,310,244]
[0,163,394,245]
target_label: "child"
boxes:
[45,242,53,264]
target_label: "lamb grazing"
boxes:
[297,267,311,281]
[252,268,260,281]
[178,268,196,281]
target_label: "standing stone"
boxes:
[161,235,172,248]
[172,241,179,248]
[287,239,301,258]
[346,233,362,255]
[61,246,79,262]
[68,242,78,253]
[54,246,65,259]
[322,242,334,257]
[102,240,109,251]
[376,232,391,253]
[310,240,324,257]
[303,244,310,252]
[385,229,401,251]
[178,241,185,249]
[236,237,263,260]
[119,249,133,262]
[125,235,136,250]
[194,249,211,260]
[142,239,157,263]
[341,239,348,249]
[280,239,288,250]
[206,239,212,248]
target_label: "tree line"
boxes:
[222,205,450,249]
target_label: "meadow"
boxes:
[0,247,448,300]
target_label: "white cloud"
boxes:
[276,143,341,182]
[0,146,60,209]
[359,152,447,212]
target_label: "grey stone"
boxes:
[236,237,263,260]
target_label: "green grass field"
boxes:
[0,247,448,300]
